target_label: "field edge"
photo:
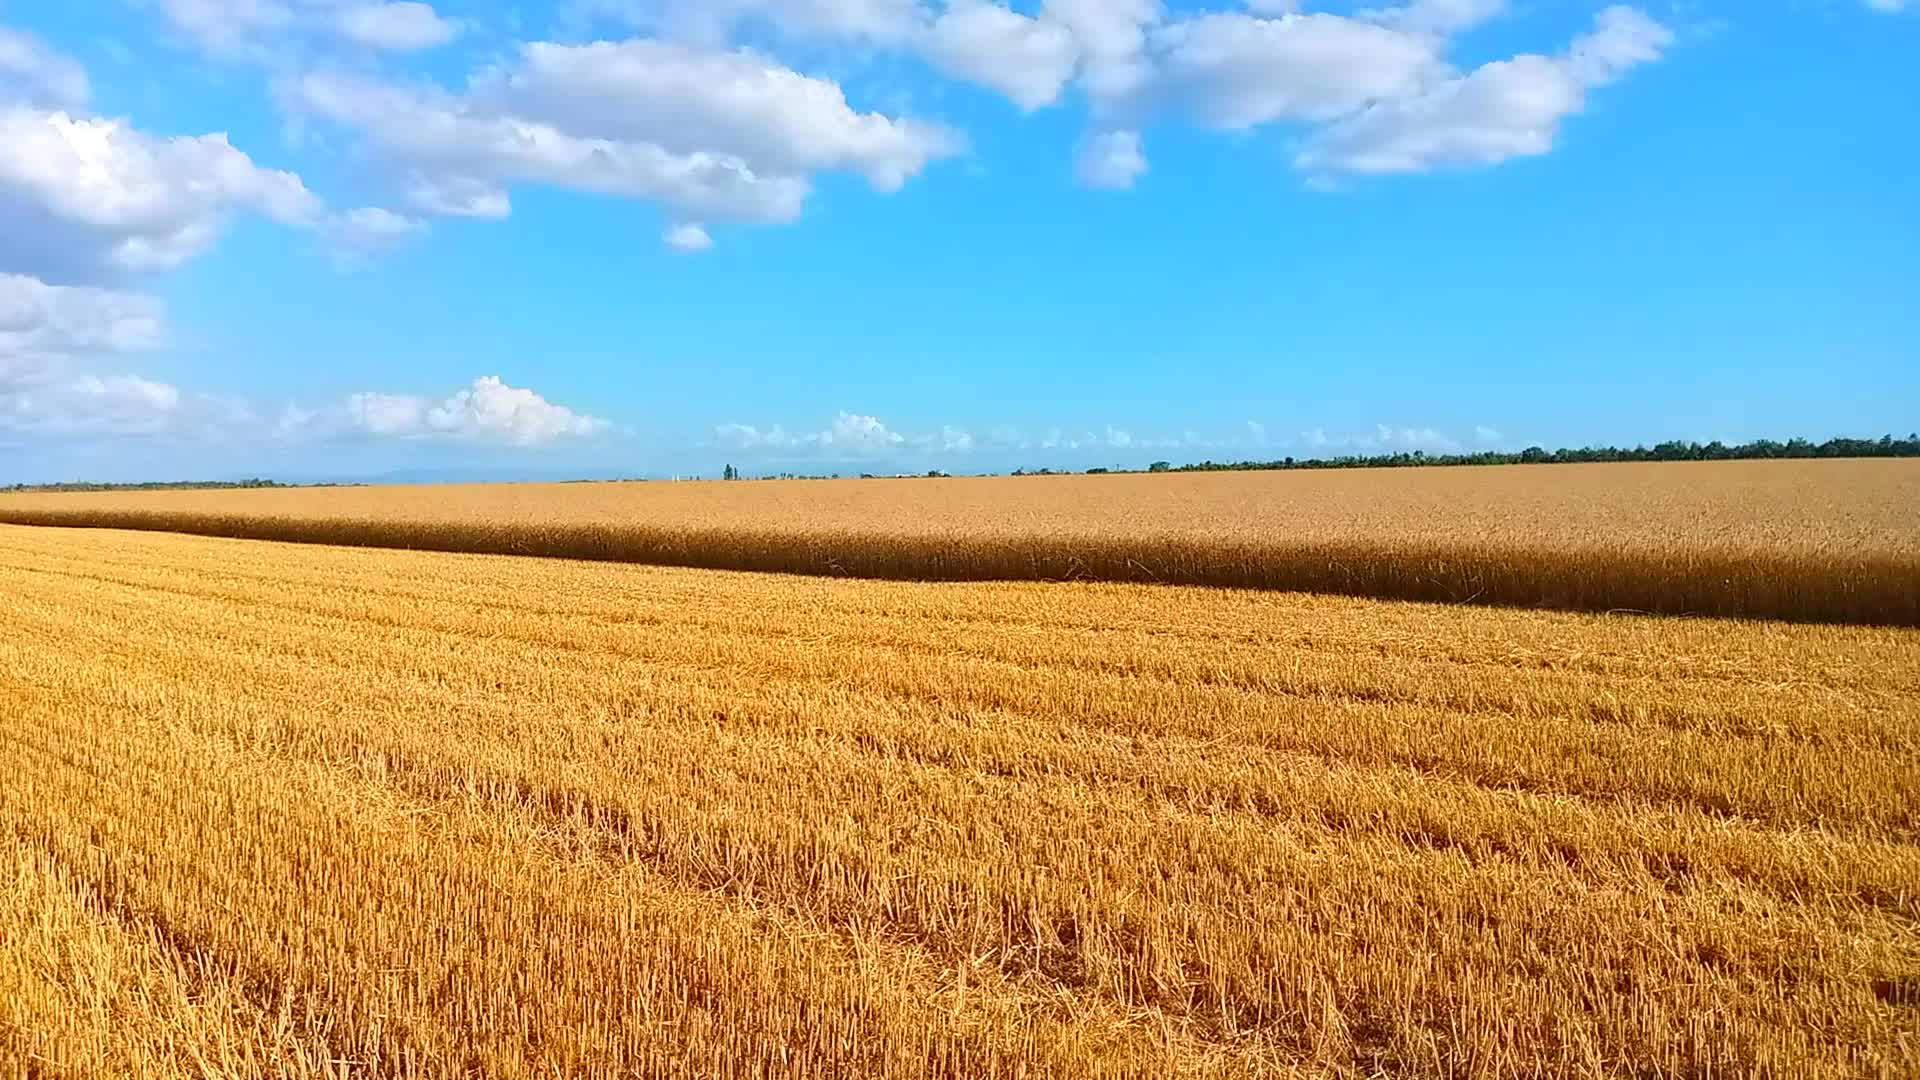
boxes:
[3,508,1914,627]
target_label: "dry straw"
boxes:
[4,525,1916,1077]
[2,460,1915,624]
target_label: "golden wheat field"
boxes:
[3,519,1919,1079]
[3,459,1918,624]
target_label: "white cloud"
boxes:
[0,274,180,437]
[718,413,979,456]
[918,424,973,452]
[0,275,165,363]
[289,71,810,227]
[715,421,795,448]
[489,39,961,192]
[346,376,608,445]
[1865,0,1910,10]
[1474,425,1503,443]
[405,173,512,219]
[663,222,713,252]
[144,0,1668,222]
[0,26,90,109]
[923,1,1079,111]
[67,373,181,417]
[1297,6,1672,176]
[0,272,183,437]
[583,0,927,46]
[1564,5,1673,86]
[153,0,458,58]
[1363,0,1507,36]
[336,2,459,51]
[1043,0,1161,101]
[427,376,609,445]
[585,1,1131,116]
[155,0,295,56]
[0,105,322,281]
[1375,423,1460,450]
[1,372,184,435]
[1152,13,1443,130]
[326,206,427,265]
[288,42,961,239]
[1288,424,1471,453]
[345,389,426,435]
[824,411,903,451]
[1076,129,1146,189]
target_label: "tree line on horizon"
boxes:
[4,434,1915,492]
[1135,433,1920,476]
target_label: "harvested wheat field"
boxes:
[3,522,1918,1078]
[3,460,1918,624]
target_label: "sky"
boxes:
[1,0,1915,483]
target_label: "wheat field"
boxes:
[3,521,1918,1078]
[3,460,1917,624]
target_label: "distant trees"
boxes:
[0,478,293,493]
[721,464,739,481]
[1159,433,1920,476]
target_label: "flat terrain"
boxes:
[3,460,1917,623]
[3,524,1917,1078]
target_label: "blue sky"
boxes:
[1,0,1914,482]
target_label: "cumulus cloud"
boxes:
[663,222,713,253]
[1,372,186,435]
[923,1,1079,111]
[714,421,794,448]
[325,206,428,265]
[0,274,182,436]
[345,376,609,445]
[1375,423,1460,450]
[286,42,961,240]
[1043,0,1161,100]
[1291,424,1471,452]
[336,2,459,51]
[404,173,512,219]
[0,25,422,282]
[153,0,458,58]
[1152,12,1444,130]
[712,417,1489,462]
[1297,6,1673,176]
[1076,129,1146,189]
[0,275,165,364]
[824,411,904,451]
[491,40,959,191]
[154,0,296,56]
[0,26,90,109]
[0,105,322,281]
[914,424,974,453]
[1363,0,1508,36]
[716,413,980,456]
[287,71,806,227]
[63,373,180,422]
[141,0,1671,205]
[344,390,426,436]
[1475,424,1503,443]
[583,0,926,46]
